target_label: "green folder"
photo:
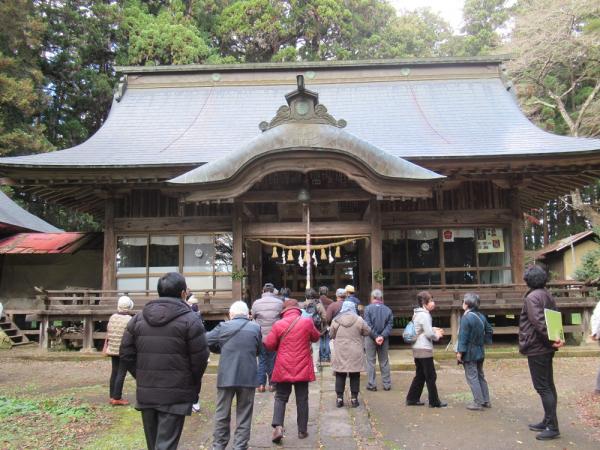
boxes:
[544,309,564,342]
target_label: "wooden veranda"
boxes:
[31,282,597,351]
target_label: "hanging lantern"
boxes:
[335,246,341,258]
[271,246,278,259]
[320,248,327,260]
[328,247,334,263]
[287,249,293,260]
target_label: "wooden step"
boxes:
[11,341,34,347]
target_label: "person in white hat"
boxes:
[105,295,135,405]
[345,285,361,308]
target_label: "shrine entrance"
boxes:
[247,235,366,301]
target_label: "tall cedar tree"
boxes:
[0,0,52,156]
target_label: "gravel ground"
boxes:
[0,352,599,449]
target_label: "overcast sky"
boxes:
[389,0,466,33]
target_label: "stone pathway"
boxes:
[177,359,600,450]
[179,367,384,449]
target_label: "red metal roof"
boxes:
[0,232,92,254]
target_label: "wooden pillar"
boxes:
[370,198,383,291]
[582,307,593,342]
[450,308,460,346]
[232,203,244,301]
[102,197,116,291]
[39,316,50,350]
[510,188,525,284]
[358,240,370,300]
[81,317,95,352]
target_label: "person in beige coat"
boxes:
[106,295,134,405]
[330,300,371,408]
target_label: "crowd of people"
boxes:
[102,265,577,450]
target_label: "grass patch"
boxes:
[0,395,99,449]
[82,407,146,450]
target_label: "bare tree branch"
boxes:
[574,80,600,131]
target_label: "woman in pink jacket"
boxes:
[264,298,320,444]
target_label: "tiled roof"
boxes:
[0,65,598,169]
[0,191,61,233]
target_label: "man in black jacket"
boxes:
[519,265,564,441]
[121,272,209,450]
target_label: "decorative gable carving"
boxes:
[259,75,347,131]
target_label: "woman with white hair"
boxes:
[105,295,134,406]
[456,292,493,410]
[207,301,262,450]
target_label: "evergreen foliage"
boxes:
[0,0,598,236]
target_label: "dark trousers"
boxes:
[272,381,309,433]
[406,357,441,406]
[528,352,559,431]
[256,346,276,386]
[335,372,360,397]
[109,355,128,400]
[140,408,186,450]
[319,334,331,361]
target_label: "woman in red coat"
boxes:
[264,298,320,443]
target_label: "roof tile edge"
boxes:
[115,55,511,74]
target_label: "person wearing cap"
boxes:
[326,288,347,325]
[105,295,135,406]
[345,285,360,307]
[207,301,262,450]
[330,300,371,408]
[264,298,320,443]
[251,282,284,392]
[346,285,365,317]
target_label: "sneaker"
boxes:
[383,386,391,391]
[406,400,425,406]
[366,386,377,392]
[257,385,266,393]
[536,428,560,440]
[110,398,129,406]
[429,402,448,408]
[192,403,200,413]
[336,397,344,408]
[482,402,492,408]
[528,422,546,432]
[272,425,284,443]
[298,431,309,439]
[466,403,483,411]
[350,397,359,408]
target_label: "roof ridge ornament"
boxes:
[259,75,347,132]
